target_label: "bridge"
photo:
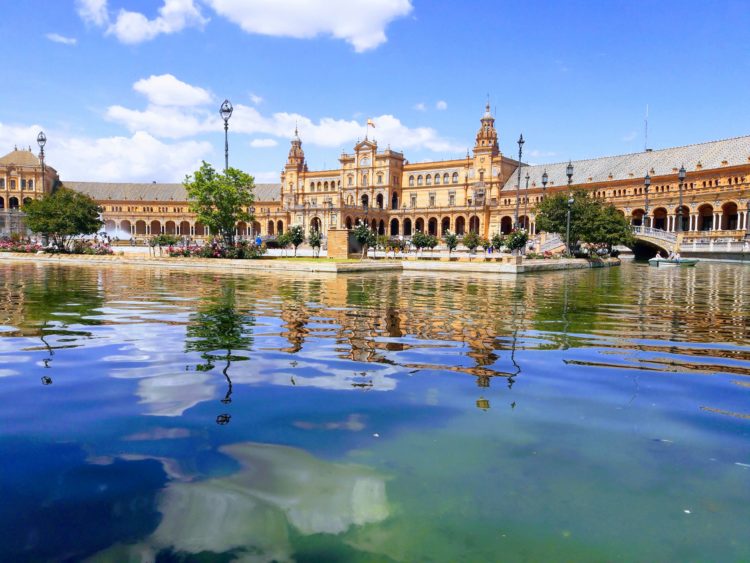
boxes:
[631,226,680,257]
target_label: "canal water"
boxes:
[0,260,748,562]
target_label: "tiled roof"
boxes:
[502,135,750,191]
[0,149,41,167]
[66,181,282,202]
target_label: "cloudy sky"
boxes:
[1,0,749,183]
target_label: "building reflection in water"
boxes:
[0,263,749,413]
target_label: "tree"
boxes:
[411,231,428,255]
[286,225,305,257]
[184,161,255,246]
[491,233,505,252]
[462,231,481,254]
[535,190,634,255]
[276,231,291,256]
[353,222,376,259]
[506,229,529,254]
[426,234,439,255]
[308,229,322,258]
[444,231,458,256]
[23,188,102,250]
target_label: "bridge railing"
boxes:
[632,225,677,242]
[539,233,565,252]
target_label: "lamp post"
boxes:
[644,173,651,229]
[676,164,686,233]
[566,161,574,257]
[541,170,548,199]
[523,171,530,230]
[220,100,233,171]
[514,134,524,229]
[37,131,46,194]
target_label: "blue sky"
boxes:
[1,0,748,183]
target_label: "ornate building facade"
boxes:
[4,105,750,243]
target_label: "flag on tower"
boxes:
[367,119,376,128]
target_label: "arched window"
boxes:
[417,175,423,186]
[426,174,432,185]
[434,174,440,185]
[348,175,353,186]
[310,181,315,190]
[452,172,458,183]
[377,174,383,185]
[409,175,415,186]
[443,173,449,184]
[324,181,329,190]
[362,173,368,187]
[28,180,33,189]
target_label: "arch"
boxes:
[378,219,385,235]
[443,173,450,184]
[652,207,668,231]
[317,182,322,191]
[165,221,177,235]
[310,181,315,191]
[324,181,329,190]
[345,216,353,229]
[362,173,368,187]
[135,220,147,235]
[415,217,425,233]
[390,218,400,236]
[469,215,480,234]
[417,175,423,186]
[631,208,645,226]
[721,201,739,230]
[518,215,530,230]
[673,205,690,231]
[104,219,117,234]
[391,192,399,209]
[267,220,275,236]
[347,194,354,205]
[120,220,132,235]
[251,221,261,236]
[698,203,714,231]
[361,194,369,208]
[195,222,207,236]
[426,174,432,185]
[9,197,20,209]
[376,193,384,209]
[434,174,441,185]
[277,220,284,235]
[310,217,322,233]
[0,197,4,209]
[409,175,415,186]
[150,220,162,235]
[236,221,247,237]
[370,218,377,232]
[428,217,438,236]
[179,220,190,235]
[452,172,459,183]
[500,216,513,234]
[455,216,466,235]
[403,218,413,236]
[441,216,450,235]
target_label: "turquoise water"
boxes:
[0,261,749,562]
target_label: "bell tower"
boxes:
[473,103,499,157]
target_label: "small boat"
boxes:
[648,257,699,267]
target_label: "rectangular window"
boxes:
[449,192,455,206]
[10,180,16,189]
[21,179,27,189]
[410,195,417,208]
[0,179,4,188]
[429,193,436,207]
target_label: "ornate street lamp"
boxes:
[644,173,651,229]
[523,171,530,230]
[220,99,233,171]
[676,164,686,233]
[514,134,524,228]
[541,169,548,199]
[37,131,46,194]
[566,161,574,257]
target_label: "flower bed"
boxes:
[0,239,42,253]
[167,240,266,259]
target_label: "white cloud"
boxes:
[414,102,426,112]
[107,0,208,44]
[436,100,447,110]
[205,0,413,52]
[105,104,214,139]
[76,0,108,26]
[46,33,77,45]
[250,138,278,148]
[0,122,211,183]
[622,131,638,142]
[249,93,264,105]
[133,74,212,107]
